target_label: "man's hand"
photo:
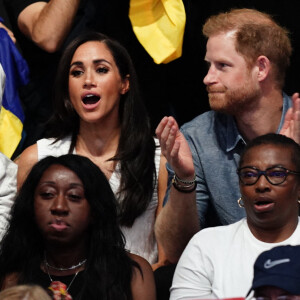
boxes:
[280,93,300,144]
[155,117,199,263]
[156,116,194,180]
[0,22,16,43]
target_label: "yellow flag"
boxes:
[129,0,186,64]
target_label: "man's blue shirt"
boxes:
[164,93,292,228]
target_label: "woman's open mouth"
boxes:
[81,94,101,109]
[253,199,275,213]
[82,94,100,104]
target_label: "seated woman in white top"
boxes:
[170,133,300,299]
[15,32,168,268]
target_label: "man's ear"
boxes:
[121,75,130,94]
[255,55,270,82]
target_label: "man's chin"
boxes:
[209,95,248,115]
[209,97,232,114]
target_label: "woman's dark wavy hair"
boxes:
[239,133,300,172]
[0,155,140,299]
[46,31,156,227]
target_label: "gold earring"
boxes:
[237,197,244,208]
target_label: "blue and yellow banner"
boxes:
[0,28,29,158]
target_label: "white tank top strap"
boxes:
[37,136,74,160]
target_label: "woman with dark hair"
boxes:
[0,154,155,299]
[170,133,300,299]
[16,32,167,268]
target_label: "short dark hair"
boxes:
[239,133,300,172]
[0,154,139,299]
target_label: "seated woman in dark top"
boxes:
[0,154,155,300]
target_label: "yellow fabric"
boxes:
[129,0,186,64]
[0,107,23,158]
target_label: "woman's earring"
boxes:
[298,197,300,204]
[237,197,244,208]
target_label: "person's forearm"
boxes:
[155,187,200,263]
[19,0,81,52]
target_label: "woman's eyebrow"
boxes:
[70,61,83,68]
[70,59,112,68]
[93,59,111,65]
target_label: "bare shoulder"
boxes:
[1,272,19,290]
[129,253,152,272]
[15,144,38,189]
[129,253,156,300]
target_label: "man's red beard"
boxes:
[207,83,261,115]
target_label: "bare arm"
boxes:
[14,144,38,190]
[130,254,156,300]
[152,155,170,270]
[155,117,200,263]
[17,0,81,52]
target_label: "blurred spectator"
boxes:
[0,284,51,300]
[248,245,300,298]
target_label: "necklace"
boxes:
[44,261,80,293]
[44,253,87,271]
